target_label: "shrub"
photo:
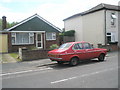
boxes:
[64,30,75,36]
[49,44,59,50]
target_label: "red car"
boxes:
[48,41,107,66]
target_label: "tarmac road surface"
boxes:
[2,52,118,88]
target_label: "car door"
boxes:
[83,43,95,59]
[72,43,86,60]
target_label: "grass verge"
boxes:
[9,53,22,62]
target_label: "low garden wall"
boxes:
[98,43,118,52]
[19,48,50,61]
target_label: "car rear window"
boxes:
[59,43,72,49]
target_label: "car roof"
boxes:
[66,41,89,44]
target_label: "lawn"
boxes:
[9,53,22,62]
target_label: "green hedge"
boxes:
[64,30,75,36]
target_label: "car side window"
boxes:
[73,43,83,50]
[78,43,83,49]
[83,43,92,49]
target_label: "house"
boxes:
[0,14,61,53]
[63,3,119,49]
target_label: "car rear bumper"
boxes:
[49,57,63,61]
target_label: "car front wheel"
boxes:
[70,57,79,66]
[98,54,105,61]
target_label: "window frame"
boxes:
[11,33,16,44]
[106,32,117,44]
[46,32,56,40]
[11,32,34,45]
[111,13,116,26]
[72,43,83,50]
[83,43,93,49]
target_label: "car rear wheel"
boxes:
[70,57,79,66]
[98,54,105,61]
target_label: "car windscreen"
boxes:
[59,43,72,49]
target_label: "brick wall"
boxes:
[8,33,36,52]
[8,32,12,52]
[45,33,60,49]
[19,49,50,61]
[8,32,60,52]
[98,43,118,51]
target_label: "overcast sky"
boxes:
[0,0,119,29]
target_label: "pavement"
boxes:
[1,58,56,74]
[1,53,17,63]
[1,51,118,74]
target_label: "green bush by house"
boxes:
[49,44,59,50]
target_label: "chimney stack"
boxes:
[2,16,7,30]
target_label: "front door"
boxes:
[36,33,42,48]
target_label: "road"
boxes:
[2,52,118,88]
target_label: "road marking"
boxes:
[51,67,118,84]
[1,67,53,76]
[51,77,77,84]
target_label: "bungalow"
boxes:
[0,14,61,53]
[63,3,119,49]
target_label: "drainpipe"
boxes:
[118,2,120,49]
[104,10,107,46]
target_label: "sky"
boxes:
[0,0,119,29]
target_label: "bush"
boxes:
[49,44,59,50]
[64,30,75,36]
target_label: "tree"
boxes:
[7,22,18,28]
[0,18,18,30]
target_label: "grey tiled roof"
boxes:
[63,3,119,21]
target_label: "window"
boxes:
[29,33,34,44]
[73,43,83,50]
[59,43,72,49]
[107,33,111,44]
[107,32,117,43]
[46,32,56,40]
[16,33,29,44]
[83,43,92,49]
[11,32,34,45]
[11,33,16,44]
[111,13,117,26]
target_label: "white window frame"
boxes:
[106,32,117,43]
[46,32,56,40]
[11,33,16,44]
[29,33,34,44]
[11,32,34,45]
[111,13,116,26]
[36,33,43,48]
[111,14,117,19]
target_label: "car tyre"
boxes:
[98,54,105,61]
[70,57,79,66]
[57,61,63,64]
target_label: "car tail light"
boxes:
[48,54,60,58]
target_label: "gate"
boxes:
[0,34,8,53]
